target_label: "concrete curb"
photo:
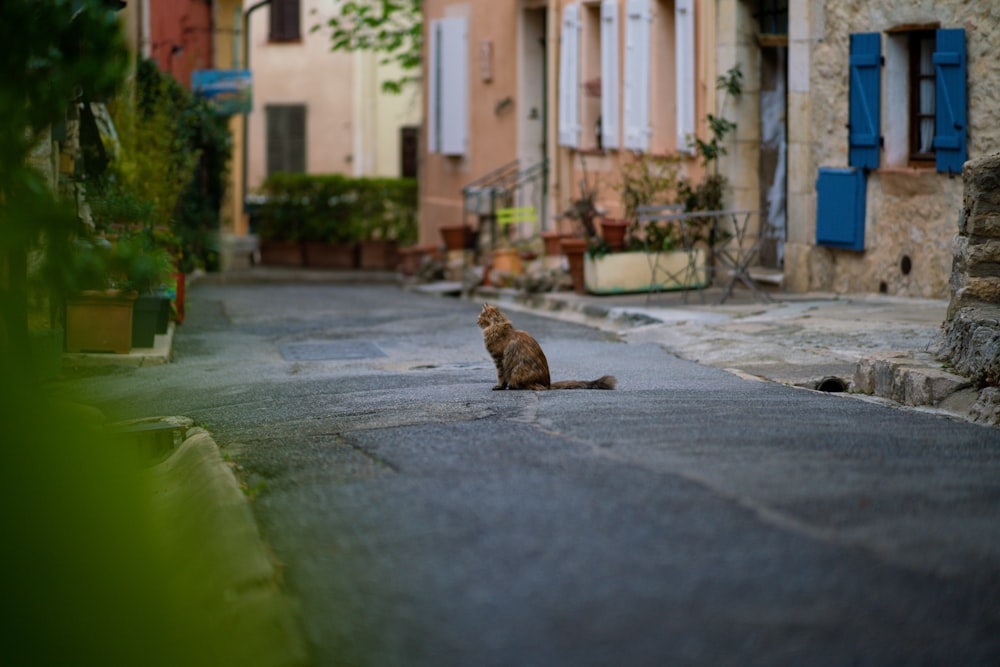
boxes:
[147,426,308,666]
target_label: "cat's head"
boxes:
[477,303,502,329]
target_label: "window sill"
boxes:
[267,37,303,45]
[876,165,936,175]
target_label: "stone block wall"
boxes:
[936,154,1000,423]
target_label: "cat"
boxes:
[477,303,617,391]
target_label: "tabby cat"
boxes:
[477,303,617,391]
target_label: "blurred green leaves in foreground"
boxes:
[0,2,269,663]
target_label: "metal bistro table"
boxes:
[637,207,772,305]
[709,209,773,304]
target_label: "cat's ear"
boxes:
[482,303,489,310]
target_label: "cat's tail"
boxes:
[549,375,617,390]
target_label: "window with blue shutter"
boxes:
[933,28,967,174]
[848,33,881,169]
[816,167,866,251]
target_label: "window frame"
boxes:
[265,104,307,177]
[269,0,301,43]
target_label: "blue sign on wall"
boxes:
[192,69,252,115]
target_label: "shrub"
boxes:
[255,173,417,245]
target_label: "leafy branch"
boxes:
[311,0,422,94]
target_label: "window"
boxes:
[561,1,621,151]
[266,104,306,176]
[428,17,468,156]
[269,0,300,42]
[621,0,694,153]
[400,126,418,178]
[855,28,966,173]
[580,3,602,150]
[908,31,936,164]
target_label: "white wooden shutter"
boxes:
[428,21,440,153]
[600,0,620,149]
[675,0,695,151]
[623,0,650,151]
[429,17,468,155]
[558,4,581,148]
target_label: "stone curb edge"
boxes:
[148,425,310,666]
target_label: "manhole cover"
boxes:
[279,341,386,361]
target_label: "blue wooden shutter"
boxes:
[848,33,881,170]
[933,28,967,174]
[816,167,866,251]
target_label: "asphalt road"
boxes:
[71,281,1000,666]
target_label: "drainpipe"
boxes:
[241,0,272,225]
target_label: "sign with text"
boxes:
[192,69,252,115]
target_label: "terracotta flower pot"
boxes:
[600,218,629,252]
[541,230,568,256]
[559,237,589,294]
[303,242,357,269]
[359,239,399,270]
[439,225,473,251]
[491,247,523,275]
[65,290,138,354]
[259,240,304,266]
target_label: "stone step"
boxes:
[852,352,972,407]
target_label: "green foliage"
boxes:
[1,0,129,379]
[312,0,422,94]
[256,173,418,245]
[105,59,231,272]
[688,65,744,171]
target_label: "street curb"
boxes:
[62,322,176,368]
[461,284,995,426]
[147,426,308,666]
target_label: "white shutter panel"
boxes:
[623,0,650,151]
[428,20,440,153]
[558,4,581,148]
[675,0,696,152]
[437,17,468,155]
[600,0,620,149]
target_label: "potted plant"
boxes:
[357,178,416,270]
[59,237,137,354]
[583,66,743,295]
[111,232,174,348]
[255,175,305,266]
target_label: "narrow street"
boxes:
[70,280,1000,665]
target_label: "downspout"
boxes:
[241,0,272,223]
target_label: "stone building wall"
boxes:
[937,153,1000,381]
[784,1,1000,298]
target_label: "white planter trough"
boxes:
[583,249,708,295]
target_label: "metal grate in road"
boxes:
[278,341,386,361]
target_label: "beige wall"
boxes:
[352,52,422,178]
[212,0,244,234]
[420,1,522,244]
[246,0,355,191]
